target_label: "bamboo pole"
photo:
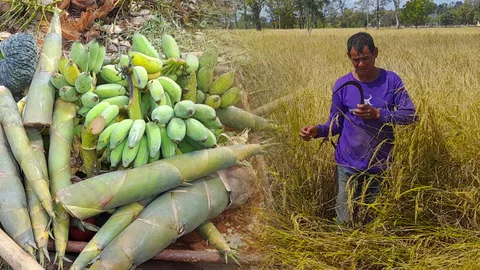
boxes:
[0,229,43,270]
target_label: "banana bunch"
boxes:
[71,39,106,74]
[189,48,243,109]
[151,101,222,154]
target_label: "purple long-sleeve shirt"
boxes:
[315,69,417,174]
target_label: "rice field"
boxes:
[219,28,480,269]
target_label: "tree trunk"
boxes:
[252,1,262,31]
[376,0,380,29]
[395,12,400,28]
[243,1,248,29]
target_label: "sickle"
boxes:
[325,81,365,148]
[333,80,365,105]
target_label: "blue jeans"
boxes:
[334,165,382,224]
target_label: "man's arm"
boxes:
[313,87,346,138]
[378,84,417,125]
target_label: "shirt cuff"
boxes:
[378,109,390,124]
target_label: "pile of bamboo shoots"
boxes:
[0,7,275,270]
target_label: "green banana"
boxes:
[74,124,83,138]
[196,66,214,92]
[133,135,149,168]
[158,76,182,103]
[122,136,141,167]
[165,73,177,81]
[129,51,163,73]
[160,92,173,107]
[148,146,161,163]
[75,72,95,94]
[160,126,177,159]
[63,60,81,85]
[161,34,180,59]
[192,104,217,123]
[147,79,165,102]
[132,32,160,58]
[178,138,198,153]
[84,101,111,127]
[176,74,191,88]
[145,122,161,158]
[199,46,218,69]
[97,122,119,151]
[202,117,223,129]
[166,118,186,143]
[70,41,84,65]
[77,47,91,73]
[209,72,235,95]
[94,84,127,98]
[185,118,208,142]
[202,128,217,148]
[93,44,106,74]
[59,86,79,102]
[127,119,146,149]
[77,106,91,117]
[101,96,129,107]
[220,87,242,108]
[100,65,124,83]
[204,95,221,109]
[119,54,130,69]
[151,105,174,125]
[50,73,71,89]
[196,90,206,104]
[110,119,134,149]
[81,91,100,108]
[132,66,149,89]
[185,54,199,74]
[100,104,120,126]
[86,39,100,72]
[110,138,127,167]
[58,56,70,76]
[174,100,196,119]
[182,72,197,103]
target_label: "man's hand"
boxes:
[353,104,380,120]
[299,125,319,141]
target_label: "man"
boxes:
[299,32,417,225]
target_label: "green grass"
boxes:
[215,28,480,269]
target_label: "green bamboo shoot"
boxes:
[196,221,240,266]
[26,129,51,266]
[48,99,76,270]
[56,144,264,220]
[69,197,155,270]
[81,116,106,178]
[89,166,251,270]
[22,8,62,128]
[0,86,55,219]
[215,106,278,132]
[0,126,37,257]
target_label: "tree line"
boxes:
[207,0,480,29]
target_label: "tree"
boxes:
[356,0,374,27]
[246,0,265,30]
[401,0,435,27]
[393,0,402,28]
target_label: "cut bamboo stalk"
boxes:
[48,99,76,270]
[0,86,55,219]
[0,229,43,270]
[81,116,105,178]
[22,8,62,128]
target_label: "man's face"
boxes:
[348,46,378,75]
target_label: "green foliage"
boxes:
[400,0,436,26]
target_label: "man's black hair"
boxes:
[347,32,375,57]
